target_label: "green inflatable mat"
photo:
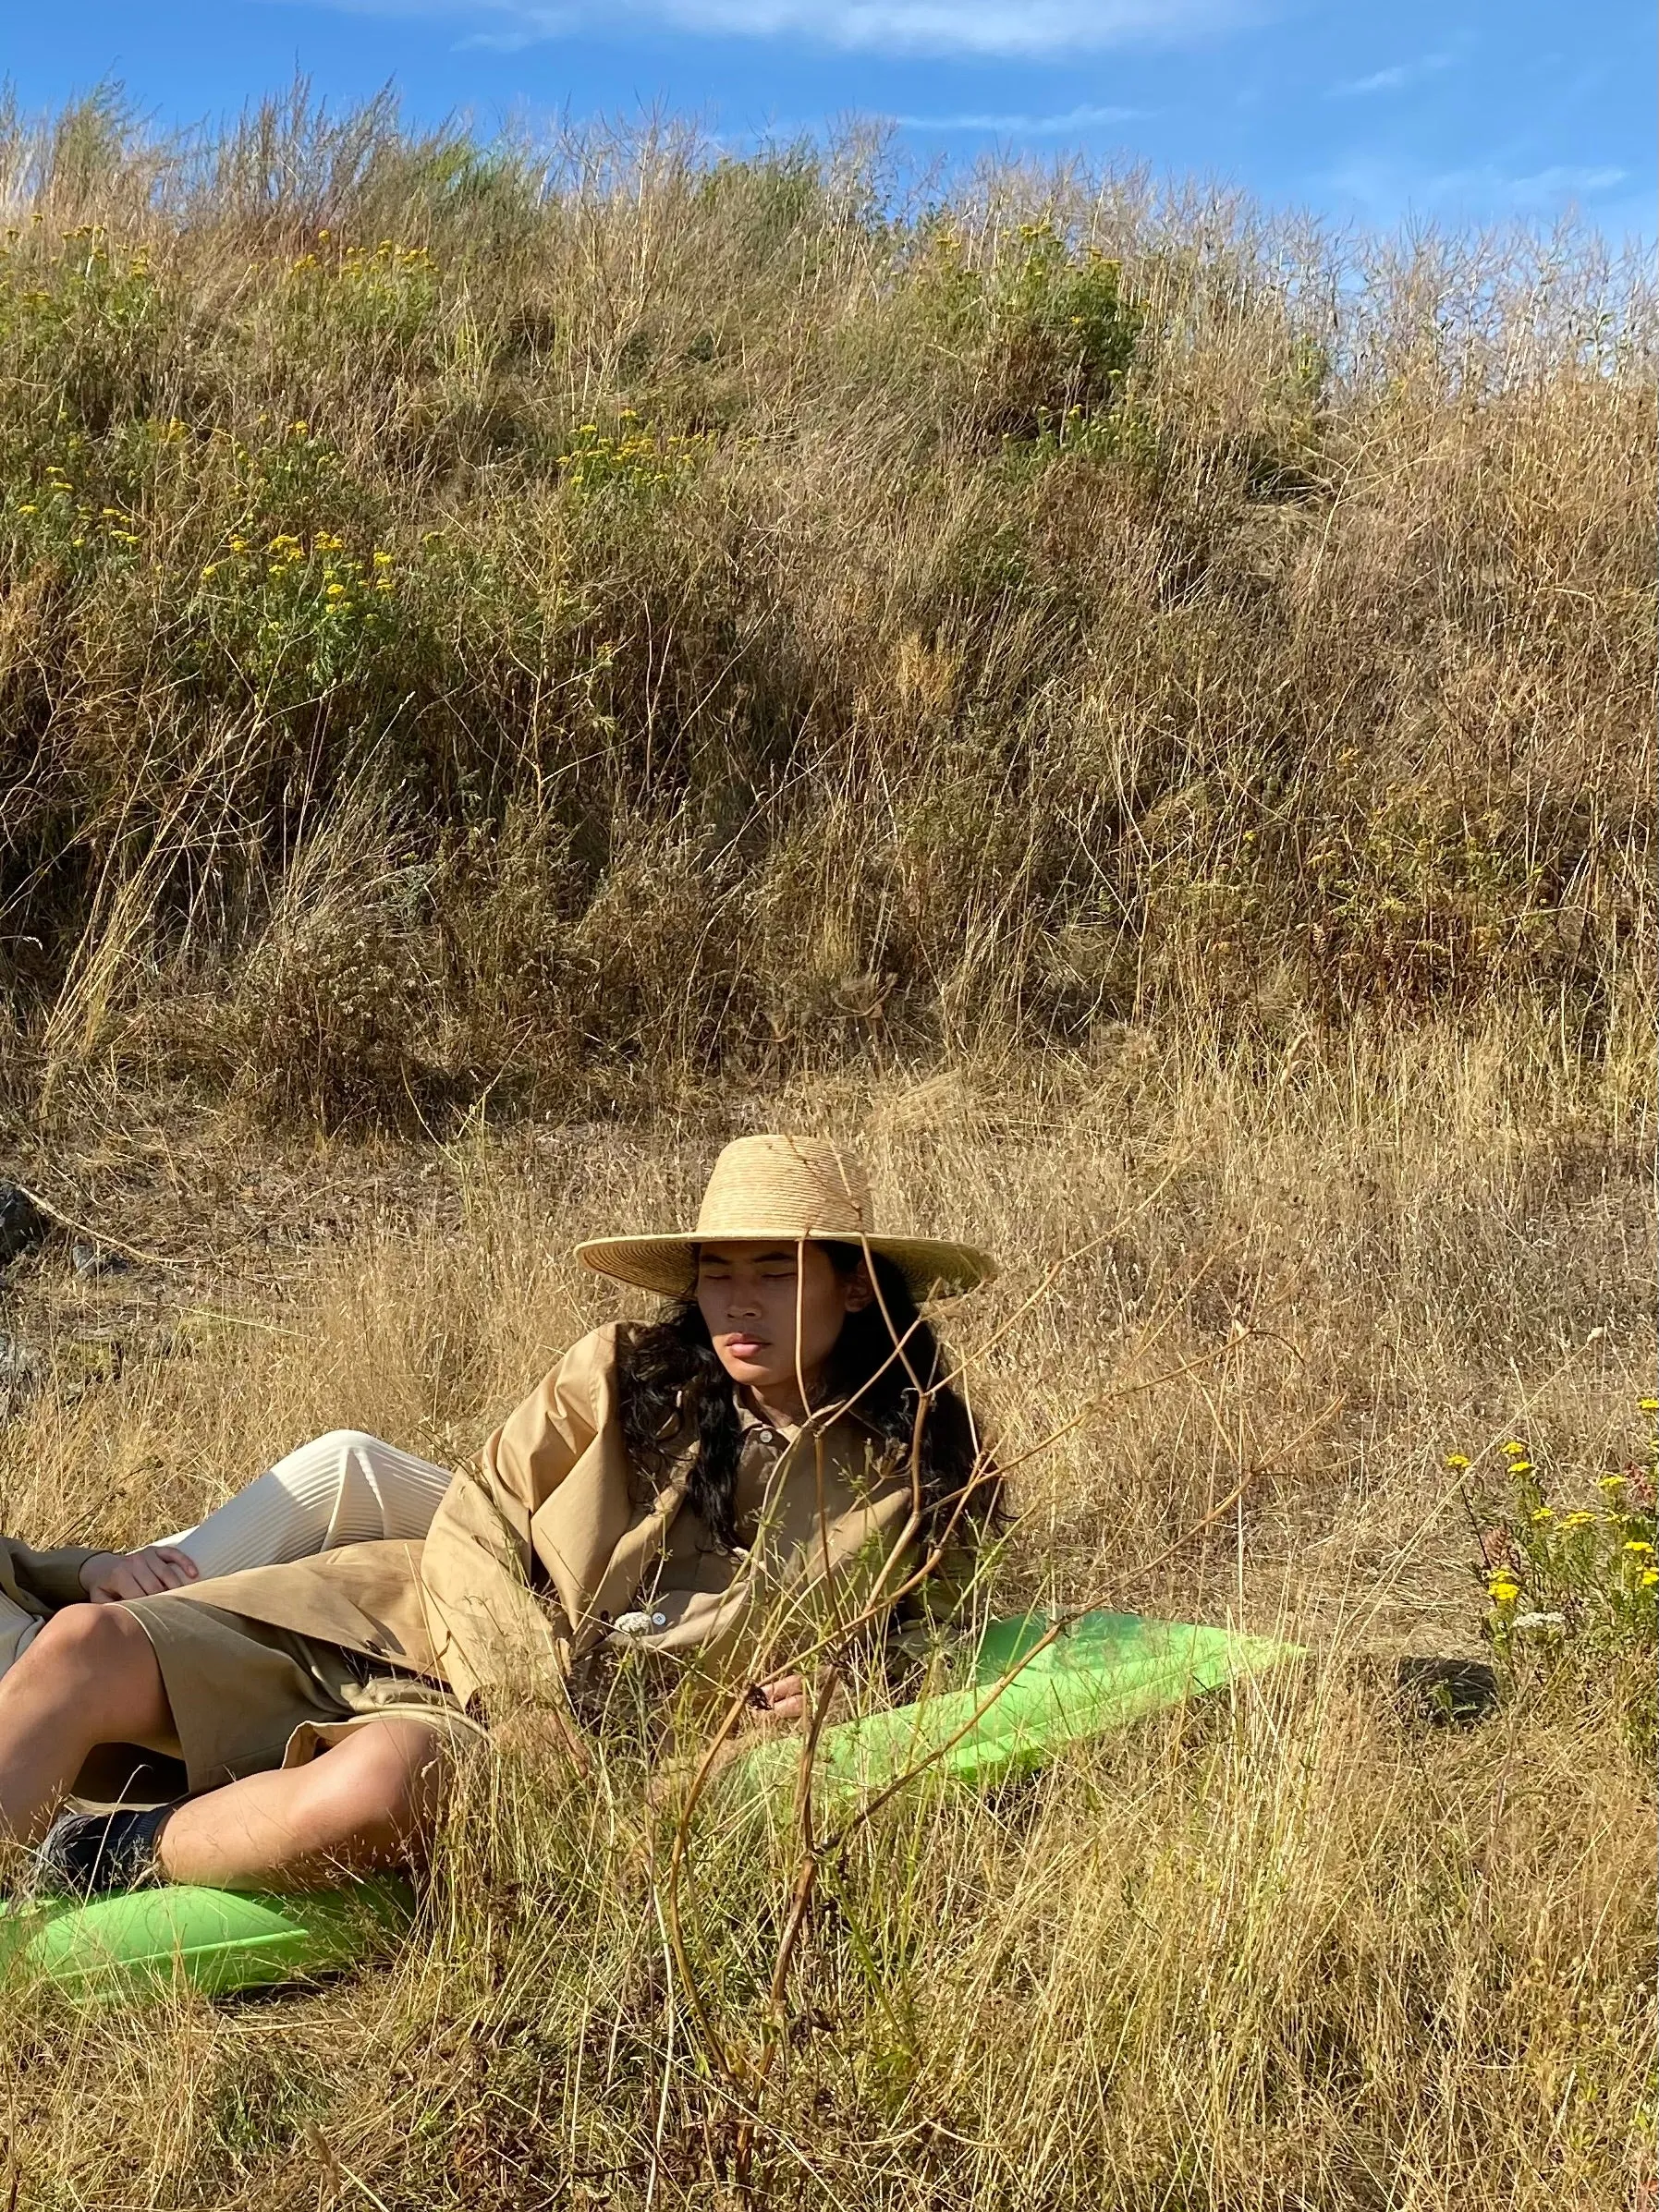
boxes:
[735,1607,1303,1810]
[3,1610,1299,2004]
[0,1877,411,2006]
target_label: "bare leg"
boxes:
[154,1719,448,1892]
[0,1605,175,1842]
[0,1610,449,1890]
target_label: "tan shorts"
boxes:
[124,1595,483,1794]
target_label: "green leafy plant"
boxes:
[1456,1419,1657,1689]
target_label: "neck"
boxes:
[742,1372,820,1428]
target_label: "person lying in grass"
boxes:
[0,1136,995,1897]
[0,1432,459,1666]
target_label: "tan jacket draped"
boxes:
[162,1324,922,1712]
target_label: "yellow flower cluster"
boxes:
[195,530,398,614]
[287,237,438,279]
[559,410,714,495]
[8,464,149,553]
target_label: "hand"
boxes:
[79,1546,201,1603]
[744,1671,807,1727]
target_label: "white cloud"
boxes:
[284,0,1264,60]
[1330,152,1630,225]
[1332,52,1454,99]
[653,2,1251,52]
[1449,162,1627,211]
[889,103,1150,132]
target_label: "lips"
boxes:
[725,1335,767,1358]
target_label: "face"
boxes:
[694,1240,873,1413]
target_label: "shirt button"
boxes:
[756,1428,775,1446]
[651,1611,667,1627]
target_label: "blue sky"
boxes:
[8,1,1653,242]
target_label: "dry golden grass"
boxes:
[0,94,1651,1124]
[0,1022,1651,2209]
[0,85,1652,2212]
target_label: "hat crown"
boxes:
[693,1135,873,1243]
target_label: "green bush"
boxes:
[1459,1421,1657,1746]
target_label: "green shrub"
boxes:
[1458,1421,1657,1747]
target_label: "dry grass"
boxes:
[0,93,1652,1124]
[0,1025,1652,2209]
[0,85,1652,2212]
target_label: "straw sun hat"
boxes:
[576,1134,996,1303]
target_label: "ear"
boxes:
[843,1259,876,1313]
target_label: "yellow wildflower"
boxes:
[1446,1452,1472,1473]
[1598,1473,1627,1489]
[1624,1539,1653,1554]
[372,549,393,567]
[1489,1579,1521,1605]
[1508,1460,1533,1476]
[1642,1569,1658,1588]
[325,581,347,600]
[1530,1506,1555,1523]
[1503,1440,1526,1457]
[1561,1511,1594,1528]
[1638,1397,1658,1415]
[200,565,218,580]
[288,419,309,436]
[17,504,35,515]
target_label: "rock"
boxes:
[1393,1656,1501,1727]
[71,1239,129,1280]
[0,1183,51,1269]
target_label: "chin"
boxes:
[718,1352,783,1390]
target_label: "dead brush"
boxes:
[0,96,1650,1127]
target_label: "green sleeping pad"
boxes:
[6,1612,1299,2004]
[736,1608,1302,1810]
[0,1877,411,2005]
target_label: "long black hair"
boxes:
[615,1245,994,1556]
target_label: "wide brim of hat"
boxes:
[574,1229,997,1302]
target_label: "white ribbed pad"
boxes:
[162,1429,454,1577]
[0,1431,455,1676]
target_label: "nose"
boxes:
[726,1280,762,1319]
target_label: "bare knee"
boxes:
[24,1600,155,1690]
[8,1603,168,1743]
[293,1724,448,1851]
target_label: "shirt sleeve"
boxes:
[0,1539,101,1611]
[418,1326,616,1711]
